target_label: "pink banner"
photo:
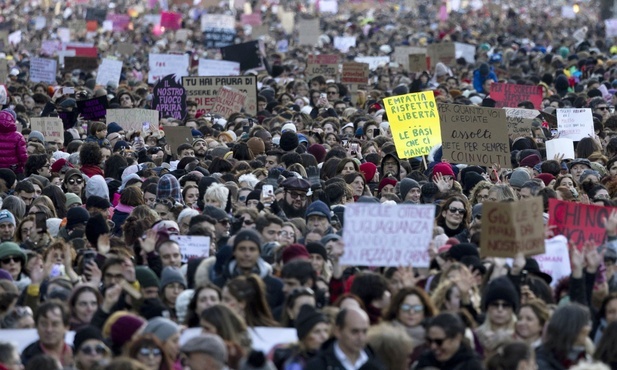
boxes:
[160,11,182,30]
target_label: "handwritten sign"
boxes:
[153,75,187,120]
[148,54,189,84]
[533,236,571,287]
[30,57,57,84]
[306,54,338,80]
[408,54,428,73]
[454,42,476,64]
[505,108,540,138]
[393,46,426,70]
[30,117,64,142]
[480,197,545,258]
[385,92,441,158]
[427,43,456,67]
[198,59,240,77]
[298,18,320,46]
[341,62,369,85]
[96,58,123,87]
[107,109,160,132]
[557,108,594,141]
[201,14,236,49]
[76,96,108,120]
[341,203,435,267]
[182,76,257,116]
[548,199,612,248]
[170,235,211,262]
[546,138,575,160]
[491,83,543,109]
[210,86,247,118]
[438,103,510,167]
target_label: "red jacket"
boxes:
[0,111,27,174]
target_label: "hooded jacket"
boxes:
[380,153,400,180]
[85,175,110,200]
[0,111,27,174]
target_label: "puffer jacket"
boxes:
[0,111,27,174]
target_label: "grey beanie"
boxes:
[159,266,187,290]
[509,169,531,188]
[399,178,420,200]
[579,169,600,183]
[142,317,180,343]
[28,130,45,144]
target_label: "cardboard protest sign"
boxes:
[408,54,428,72]
[385,92,440,158]
[220,40,263,72]
[41,40,61,57]
[297,18,320,46]
[162,126,193,160]
[210,86,247,118]
[201,14,236,49]
[556,108,594,141]
[114,43,134,56]
[279,11,294,34]
[148,54,189,84]
[182,76,257,116]
[480,197,545,258]
[333,36,356,53]
[340,203,434,267]
[198,59,240,77]
[96,58,123,87]
[505,108,540,138]
[30,117,64,142]
[319,0,338,13]
[354,56,389,71]
[427,43,455,67]
[30,57,57,84]
[160,11,182,30]
[533,235,571,287]
[545,138,575,160]
[63,57,98,72]
[341,62,369,85]
[393,46,426,70]
[0,31,7,50]
[491,83,543,109]
[107,109,159,132]
[152,75,187,120]
[76,96,108,120]
[548,199,612,248]
[306,54,338,80]
[438,103,510,167]
[454,42,476,64]
[170,235,211,262]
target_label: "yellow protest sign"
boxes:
[383,92,441,159]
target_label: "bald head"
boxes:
[335,307,369,356]
[335,307,369,329]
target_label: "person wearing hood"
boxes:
[381,153,401,180]
[0,110,27,177]
[212,229,284,313]
[85,175,110,202]
[473,63,498,95]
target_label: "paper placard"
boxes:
[162,126,193,160]
[548,199,613,248]
[319,0,338,13]
[279,11,294,34]
[106,14,131,31]
[182,76,257,116]
[152,75,187,120]
[96,58,123,87]
[160,11,182,30]
[480,197,545,258]
[30,57,57,84]
[85,7,108,23]
[8,30,22,46]
[148,53,189,84]
[114,42,134,56]
[306,54,338,80]
[340,203,434,267]
[354,56,389,71]
[438,103,510,167]
[545,138,575,160]
[30,117,64,142]
[491,83,543,109]
[408,54,428,72]
[220,40,264,72]
[606,19,617,37]
[241,13,262,26]
[505,108,540,138]
[180,327,298,354]
[58,28,71,43]
[333,36,356,53]
[34,16,47,30]
[297,18,320,46]
[427,43,456,67]
[210,86,247,118]
[534,235,571,287]
[561,5,576,19]
[198,59,240,77]
[341,62,369,85]
[201,14,236,48]
[392,46,426,70]
[106,109,159,132]
[385,92,441,158]
[454,42,476,64]
[170,235,211,262]
[41,40,62,57]
[76,96,108,120]
[556,108,594,141]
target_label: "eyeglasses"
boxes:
[138,347,162,357]
[287,191,307,200]
[426,337,447,347]
[81,344,108,355]
[400,304,424,313]
[327,91,338,95]
[280,230,295,238]
[42,164,50,168]
[488,301,512,310]
[1,256,20,264]
[448,207,466,215]
[218,219,230,225]
[67,177,83,185]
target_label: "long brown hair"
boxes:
[226,274,279,327]
[125,334,173,370]
[383,286,438,322]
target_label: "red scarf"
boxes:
[81,164,104,178]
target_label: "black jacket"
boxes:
[414,344,484,370]
[21,341,45,366]
[305,338,385,370]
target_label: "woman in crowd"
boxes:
[435,195,471,237]
[184,283,222,327]
[126,334,173,370]
[515,299,550,349]
[223,274,279,327]
[69,285,102,330]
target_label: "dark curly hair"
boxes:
[24,154,47,176]
[79,142,103,166]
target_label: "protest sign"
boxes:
[7,31,21,46]
[408,54,428,72]
[319,0,338,13]
[180,327,297,354]
[606,19,617,37]
[106,14,131,31]
[183,76,257,116]
[114,43,134,56]
[107,109,159,132]
[548,199,612,248]
[556,108,594,141]
[241,13,262,26]
[148,54,189,84]
[30,57,57,84]
[438,103,510,167]
[561,5,576,19]
[480,197,545,258]
[491,83,543,109]
[354,56,389,71]
[297,18,320,46]
[198,59,240,77]
[427,43,455,67]
[175,29,189,43]
[201,14,236,49]
[393,46,426,70]
[306,54,338,80]
[153,75,187,120]
[220,40,264,72]
[76,96,108,120]
[63,57,98,72]
[333,36,356,53]
[170,235,211,262]
[340,203,434,267]
[341,62,369,85]
[64,43,97,58]
[96,58,123,87]
[534,235,571,287]
[279,11,294,34]
[210,86,247,118]
[57,28,70,43]
[41,40,61,57]
[0,59,7,83]
[34,16,47,30]
[454,42,476,64]
[30,117,64,142]
[85,7,107,24]
[160,11,182,30]
[0,31,7,50]
[545,138,575,160]
[162,126,193,159]
[58,111,77,130]
[385,92,440,158]
[505,108,540,138]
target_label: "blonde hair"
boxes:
[367,324,413,370]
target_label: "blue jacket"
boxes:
[473,68,498,94]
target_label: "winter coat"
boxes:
[0,111,27,174]
[305,338,385,370]
[414,344,484,370]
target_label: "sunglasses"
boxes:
[1,256,20,264]
[243,220,254,226]
[489,301,512,310]
[238,195,247,202]
[596,106,609,111]
[426,337,446,347]
[139,347,162,357]
[67,177,84,185]
[218,219,230,225]
[287,191,307,200]
[81,344,108,355]
[400,304,424,313]
[448,207,465,215]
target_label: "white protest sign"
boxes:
[320,0,338,13]
[297,18,320,46]
[198,59,240,76]
[170,235,211,262]
[34,16,47,30]
[533,235,571,287]
[30,117,64,142]
[30,57,57,84]
[606,19,617,37]
[354,56,390,71]
[556,108,594,141]
[58,28,71,43]
[505,108,540,138]
[200,13,235,32]
[8,31,21,46]
[180,327,298,353]
[96,58,123,87]
[148,53,189,84]
[341,203,434,267]
[454,42,476,64]
[561,5,576,19]
[333,36,356,53]
[546,138,575,160]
